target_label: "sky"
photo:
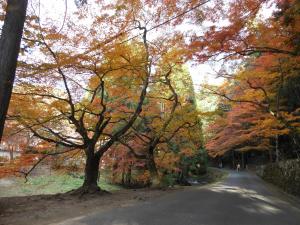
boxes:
[30,0,276,91]
[189,1,276,90]
[29,0,223,91]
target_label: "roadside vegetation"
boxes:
[0,172,121,197]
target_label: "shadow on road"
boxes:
[54,171,300,225]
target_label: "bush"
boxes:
[189,148,208,176]
[161,173,177,187]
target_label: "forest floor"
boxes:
[0,168,225,225]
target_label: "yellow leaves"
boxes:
[180,148,195,157]
[257,118,278,129]
[156,151,179,171]
[50,99,68,112]
[135,171,150,185]
[44,33,66,41]
[89,76,101,90]
[282,110,300,123]
[115,4,127,11]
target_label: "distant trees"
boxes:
[202,0,300,162]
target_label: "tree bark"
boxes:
[241,152,244,169]
[275,65,284,162]
[147,149,160,187]
[275,135,279,162]
[232,150,235,169]
[0,0,28,142]
[9,145,14,161]
[124,164,132,186]
[82,152,101,192]
[268,149,273,163]
[69,146,103,195]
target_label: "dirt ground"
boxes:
[0,187,181,225]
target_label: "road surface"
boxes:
[53,170,300,225]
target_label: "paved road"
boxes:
[55,170,300,225]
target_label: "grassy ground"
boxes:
[0,173,122,197]
[0,167,225,197]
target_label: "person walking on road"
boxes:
[236,163,241,172]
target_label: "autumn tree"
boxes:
[6,0,208,193]
[188,0,300,163]
[205,54,300,162]
[116,62,203,186]
[190,0,300,62]
[11,37,151,194]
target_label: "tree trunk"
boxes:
[121,167,125,185]
[125,164,132,186]
[9,145,13,161]
[147,150,160,187]
[232,150,235,169]
[0,0,28,142]
[275,67,283,162]
[241,152,244,169]
[112,151,118,183]
[275,135,279,162]
[70,148,104,195]
[82,153,101,192]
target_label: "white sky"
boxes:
[190,1,276,90]
[30,0,276,91]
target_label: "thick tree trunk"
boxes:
[147,150,160,187]
[82,153,101,192]
[70,148,104,195]
[0,0,28,142]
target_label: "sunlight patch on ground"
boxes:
[209,184,269,202]
[54,218,141,225]
[106,222,139,225]
[50,216,87,225]
[207,184,283,215]
[239,203,281,215]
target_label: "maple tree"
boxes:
[190,0,300,62]
[188,0,300,163]
[204,58,300,163]
[10,39,151,194]
[0,0,209,193]
[116,64,203,186]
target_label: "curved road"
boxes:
[54,170,300,225]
